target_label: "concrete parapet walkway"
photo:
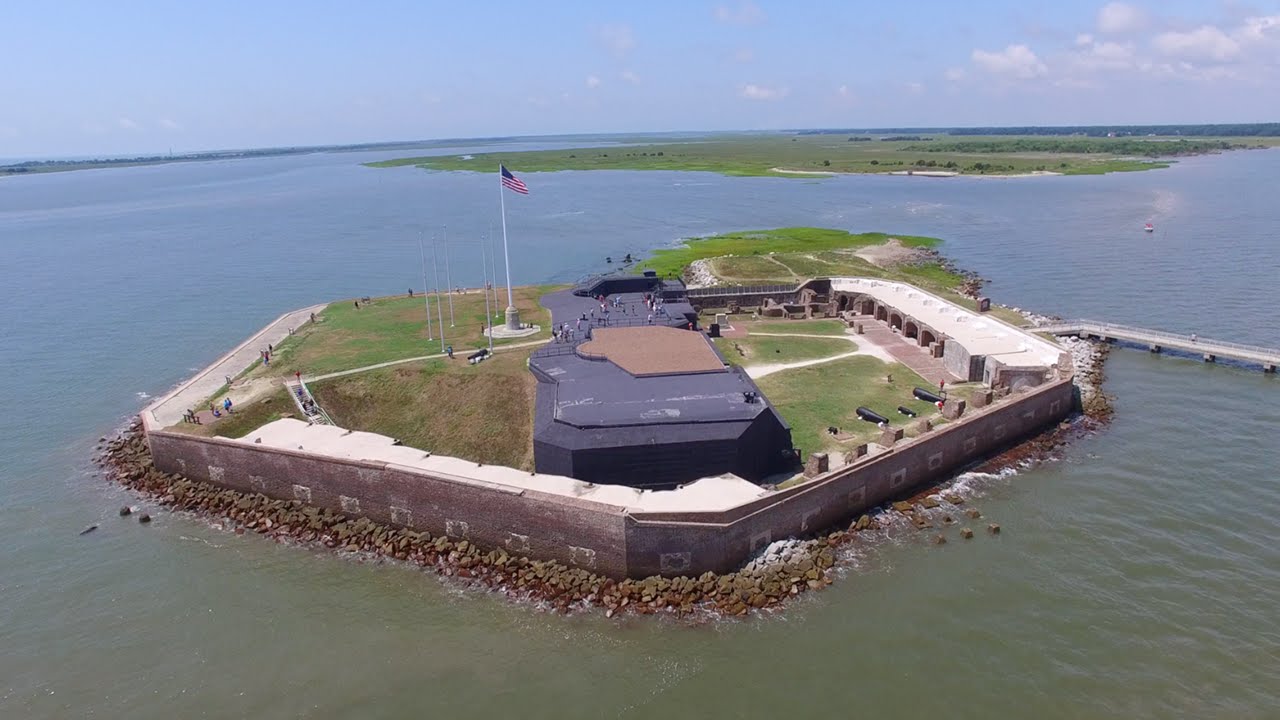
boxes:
[147,304,327,427]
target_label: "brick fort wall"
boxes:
[144,377,1073,579]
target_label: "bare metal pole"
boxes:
[418,231,433,341]
[443,225,455,326]
[480,233,494,352]
[431,235,445,352]
[487,225,500,319]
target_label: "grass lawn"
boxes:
[756,355,941,457]
[309,349,537,470]
[714,335,852,367]
[743,318,848,335]
[246,285,560,379]
[363,133,1237,178]
[692,248,967,298]
[170,386,296,439]
[643,227,941,279]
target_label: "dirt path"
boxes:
[742,331,896,378]
[305,338,548,384]
[853,238,921,268]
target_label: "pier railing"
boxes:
[1037,318,1279,368]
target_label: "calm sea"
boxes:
[1,144,1277,719]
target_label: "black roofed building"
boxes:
[528,319,795,490]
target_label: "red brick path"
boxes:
[856,320,960,386]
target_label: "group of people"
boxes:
[552,322,587,343]
[295,386,320,416]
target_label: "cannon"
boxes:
[856,406,888,425]
[913,387,944,404]
[897,405,918,417]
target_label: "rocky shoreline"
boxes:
[95,422,1041,620]
[1016,308,1114,424]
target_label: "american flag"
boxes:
[500,165,529,195]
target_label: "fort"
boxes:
[138,265,1075,579]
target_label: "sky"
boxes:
[2,0,1278,157]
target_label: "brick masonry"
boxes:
[144,377,1074,579]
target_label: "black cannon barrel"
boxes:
[897,405,918,417]
[913,387,944,404]
[856,406,888,425]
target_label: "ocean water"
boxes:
[1,145,1277,719]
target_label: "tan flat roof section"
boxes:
[578,326,727,376]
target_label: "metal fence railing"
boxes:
[1041,319,1280,358]
[287,379,334,426]
[685,283,801,297]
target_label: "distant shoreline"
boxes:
[769,167,1065,179]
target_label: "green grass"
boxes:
[714,335,852,367]
[641,227,941,279]
[743,319,848,335]
[246,285,560,379]
[363,133,1240,178]
[309,349,537,470]
[755,355,940,457]
[171,387,296,439]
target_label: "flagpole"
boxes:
[480,233,494,352]
[487,224,500,319]
[443,224,455,326]
[431,235,446,352]
[418,231,433,341]
[499,165,518,330]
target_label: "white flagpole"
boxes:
[480,234,494,352]
[443,224,455,326]
[431,235,446,352]
[418,231,433,341]
[499,165,517,329]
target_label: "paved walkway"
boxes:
[853,321,959,385]
[148,304,327,427]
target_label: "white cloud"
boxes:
[1235,15,1280,46]
[1098,2,1146,34]
[944,66,966,81]
[739,83,787,100]
[597,24,635,58]
[905,81,925,94]
[1071,37,1136,71]
[1153,25,1239,62]
[1075,33,1094,46]
[158,117,181,130]
[620,70,640,84]
[971,44,1048,79]
[838,84,851,97]
[585,74,602,89]
[117,117,140,130]
[714,1,765,25]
